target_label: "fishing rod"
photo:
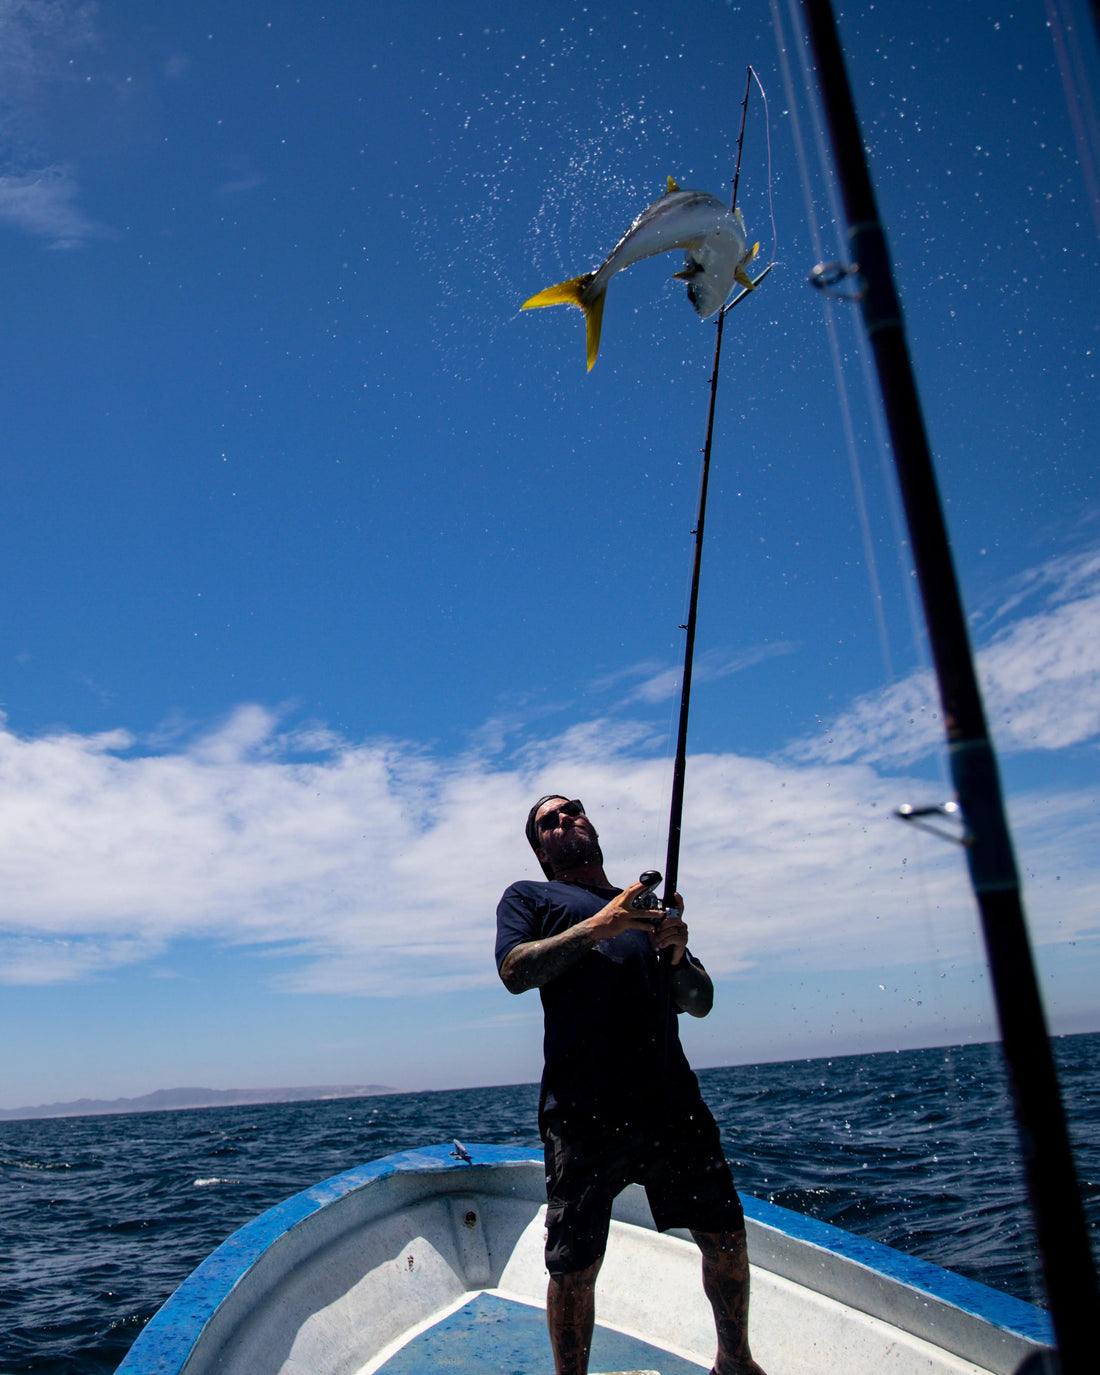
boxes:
[662,66,758,907]
[798,2,1099,1370]
[651,68,773,1079]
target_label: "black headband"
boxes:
[525,793,568,880]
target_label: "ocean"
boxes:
[1,1034,1097,1374]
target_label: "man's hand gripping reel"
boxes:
[631,870,667,924]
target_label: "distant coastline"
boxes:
[0,1084,398,1122]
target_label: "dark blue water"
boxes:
[1,1036,1097,1374]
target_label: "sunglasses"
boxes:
[536,799,586,832]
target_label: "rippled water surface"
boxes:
[1,1035,1097,1373]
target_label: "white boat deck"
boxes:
[115,1144,1052,1375]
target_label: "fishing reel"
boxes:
[631,870,668,920]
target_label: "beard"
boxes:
[551,830,603,872]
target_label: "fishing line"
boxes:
[771,0,980,1210]
[775,0,966,976]
[748,66,781,272]
[769,10,997,1305]
[778,0,938,704]
[775,0,959,781]
[780,0,959,802]
[771,0,897,687]
[1045,0,1100,244]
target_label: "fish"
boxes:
[522,177,760,370]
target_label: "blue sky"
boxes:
[1,0,1098,1109]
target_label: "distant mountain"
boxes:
[0,1084,398,1122]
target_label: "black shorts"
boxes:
[542,1107,745,1275]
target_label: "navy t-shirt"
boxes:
[495,878,706,1126]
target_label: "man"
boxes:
[495,794,767,1375]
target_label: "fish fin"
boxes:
[521,273,606,370]
[521,275,590,310]
[747,241,760,263]
[584,289,607,370]
[734,265,756,290]
[666,175,680,193]
[734,206,746,231]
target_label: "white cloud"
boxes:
[789,549,1100,766]
[0,5,110,248]
[981,545,1100,626]
[0,934,164,985]
[592,642,798,707]
[1,543,1096,995]
[0,165,110,248]
[0,691,1094,995]
[218,168,266,196]
[0,2,96,97]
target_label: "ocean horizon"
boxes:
[11,1025,1100,1123]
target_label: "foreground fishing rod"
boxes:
[799,3,1099,1371]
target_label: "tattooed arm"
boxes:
[499,922,602,994]
[498,881,656,995]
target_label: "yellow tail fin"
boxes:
[734,243,762,290]
[521,273,607,371]
[522,276,589,310]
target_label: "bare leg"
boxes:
[546,1255,603,1375]
[691,1228,768,1375]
